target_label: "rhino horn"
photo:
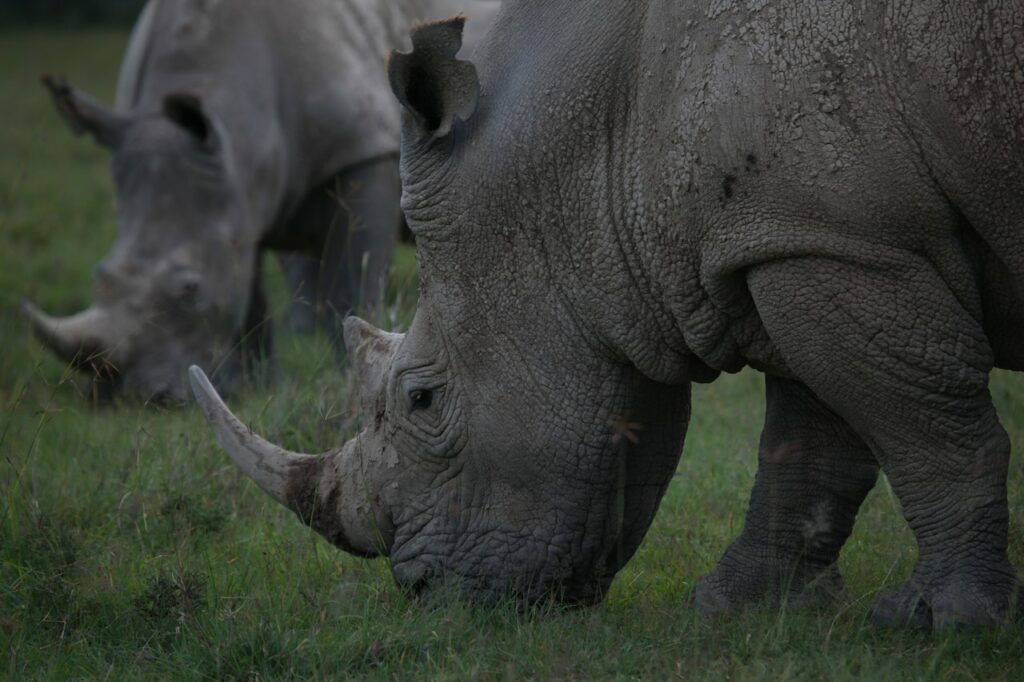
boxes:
[21,300,119,371]
[343,316,404,397]
[189,364,307,505]
[188,366,388,557]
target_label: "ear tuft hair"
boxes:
[387,16,479,140]
[410,15,467,59]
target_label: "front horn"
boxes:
[21,300,118,370]
[188,366,388,557]
[189,365,307,505]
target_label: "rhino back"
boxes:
[641,0,1023,373]
[113,0,501,230]
[883,0,1024,345]
[118,0,408,207]
[461,0,1022,379]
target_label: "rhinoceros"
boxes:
[22,0,499,403]
[191,1,1024,628]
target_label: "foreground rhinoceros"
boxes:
[23,0,498,403]
[192,2,1024,627]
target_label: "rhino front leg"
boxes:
[238,255,273,372]
[276,252,320,334]
[694,376,878,614]
[747,255,1021,628]
[212,254,274,392]
[319,156,401,348]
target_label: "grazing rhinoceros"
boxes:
[22,0,499,403]
[191,1,1024,628]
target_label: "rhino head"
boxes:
[192,18,694,604]
[24,77,263,403]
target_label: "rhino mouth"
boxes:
[391,562,612,608]
[85,368,187,407]
[388,538,617,607]
[84,372,122,405]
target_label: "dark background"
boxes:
[0,0,146,26]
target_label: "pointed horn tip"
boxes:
[188,363,210,390]
[342,315,369,351]
[342,314,367,332]
[188,364,309,509]
[188,365,220,408]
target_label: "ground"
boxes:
[1,30,1022,680]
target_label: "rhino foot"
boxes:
[868,574,1023,630]
[692,559,847,616]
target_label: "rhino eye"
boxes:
[172,274,201,309]
[180,279,199,301]
[408,388,433,411]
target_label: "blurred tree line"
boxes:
[0,0,146,26]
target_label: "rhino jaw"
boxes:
[188,365,389,557]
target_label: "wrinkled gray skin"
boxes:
[193,2,1024,627]
[24,0,499,403]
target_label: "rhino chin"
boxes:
[188,365,389,557]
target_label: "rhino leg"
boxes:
[210,255,274,395]
[318,157,400,351]
[238,255,273,373]
[694,376,878,614]
[747,255,1021,629]
[277,252,320,335]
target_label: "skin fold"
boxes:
[194,1,1023,627]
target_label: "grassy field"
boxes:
[1,30,1023,680]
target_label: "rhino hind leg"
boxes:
[746,255,1021,628]
[693,376,878,615]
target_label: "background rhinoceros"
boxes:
[194,1,1023,629]
[23,0,499,403]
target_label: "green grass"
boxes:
[2,30,1023,680]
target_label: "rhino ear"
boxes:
[388,17,479,140]
[41,75,128,148]
[163,93,218,152]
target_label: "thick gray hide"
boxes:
[195,1,1024,628]
[26,0,499,402]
